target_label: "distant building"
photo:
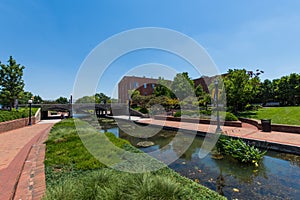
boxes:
[118,74,226,103]
[118,76,160,103]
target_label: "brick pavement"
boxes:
[138,118,300,147]
[0,121,56,200]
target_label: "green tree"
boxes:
[260,79,274,104]
[273,73,300,106]
[0,56,25,109]
[33,95,43,104]
[95,93,110,103]
[75,96,95,103]
[130,90,152,109]
[18,91,33,104]
[171,72,194,100]
[55,96,69,104]
[224,69,260,113]
[154,77,174,98]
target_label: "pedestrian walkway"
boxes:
[137,118,300,148]
[0,120,59,200]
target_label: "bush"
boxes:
[174,111,181,117]
[216,135,266,166]
[138,107,149,114]
[225,112,238,121]
[0,108,38,122]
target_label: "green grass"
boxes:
[44,118,225,200]
[238,106,300,125]
[0,107,38,122]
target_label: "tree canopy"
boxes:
[0,56,25,109]
[224,69,261,113]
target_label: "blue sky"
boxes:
[1,0,300,99]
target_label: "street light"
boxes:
[128,97,131,120]
[214,79,222,132]
[28,99,33,126]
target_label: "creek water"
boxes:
[97,119,300,199]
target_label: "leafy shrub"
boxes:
[216,135,266,166]
[225,112,238,121]
[0,108,38,122]
[200,110,212,115]
[138,107,149,114]
[174,111,181,117]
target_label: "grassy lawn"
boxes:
[44,119,225,200]
[238,106,300,125]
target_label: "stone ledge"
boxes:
[0,117,36,134]
[239,117,300,134]
[153,115,242,127]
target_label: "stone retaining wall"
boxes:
[0,117,36,134]
[239,117,300,134]
[0,108,41,134]
[153,115,242,127]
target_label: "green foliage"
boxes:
[43,168,225,200]
[216,135,266,166]
[138,107,149,114]
[55,96,69,104]
[171,72,194,100]
[272,73,300,106]
[0,56,25,108]
[173,110,238,121]
[75,93,111,104]
[153,77,174,98]
[225,112,238,121]
[130,91,153,109]
[0,108,38,122]
[95,92,110,103]
[174,110,181,117]
[224,69,261,113]
[44,119,225,200]
[238,106,300,125]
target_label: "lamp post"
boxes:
[128,97,131,120]
[214,79,222,132]
[28,99,33,126]
[69,94,73,118]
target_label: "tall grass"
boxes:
[44,119,226,200]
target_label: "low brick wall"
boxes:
[153,115,242,127]
[239,117,300,134]
[0,117,37,134]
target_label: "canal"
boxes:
[95,117,300,199]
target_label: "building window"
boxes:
[152,84,155,89]
[134,81,139,88]
[144,83,147,88]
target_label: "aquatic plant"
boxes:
[216,135,266,166]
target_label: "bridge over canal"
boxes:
[29,103,143,119]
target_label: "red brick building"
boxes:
[118,76,159,103]
[118,75,225,102]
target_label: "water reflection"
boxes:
[97,119,300,199]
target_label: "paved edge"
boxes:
[13,125,52,200]
[0,124,53,200]
[135,120,300,155]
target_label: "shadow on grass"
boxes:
[237,111,258,118]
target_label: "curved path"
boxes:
[0,120,59,200]
[137,118,300,150]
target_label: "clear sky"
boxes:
[1,0,300,100]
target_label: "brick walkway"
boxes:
[0,121,57,200]
[138,119,300,147]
